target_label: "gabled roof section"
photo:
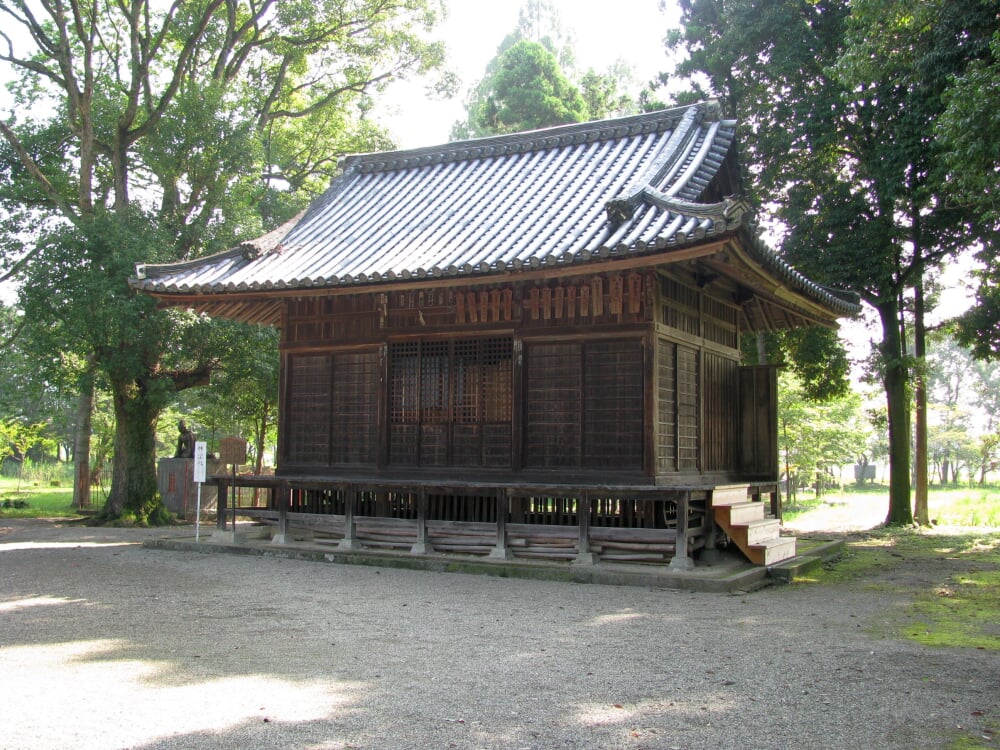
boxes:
[131,101,860,324]
[134,103,741,286]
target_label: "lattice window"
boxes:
[657,338,701,473]
[583,340,644,466]
[388,338,513,467]
[525,342,583,468]
[329,351,379,465]
[286,355,332,465]
[286,351,379,467]
[677,345,700,470]
[657,341,677,473]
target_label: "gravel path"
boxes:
[1,517,997,750]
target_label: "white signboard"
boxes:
[193,441,208,483]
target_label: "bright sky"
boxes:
[376,0,680,149]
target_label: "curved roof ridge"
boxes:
[640,191,751,222]
[134,246,246,281]
[605,104,703,224]
[341,103,701,175]
[744,231,861,315]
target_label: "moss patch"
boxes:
[946,717,998,750]
[803,527,1000,649]
[905,569,1000,650]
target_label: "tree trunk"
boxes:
[72,367,95,509]
[877,300,913,525]
[101,377,169,524]
[913,274,929,525]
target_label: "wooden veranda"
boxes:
[210,474,785,568]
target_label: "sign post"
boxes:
[219,437,248,532]
[193,441,207,541]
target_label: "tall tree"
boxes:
[451,0,634,140]
[0,0,443,523]
[665,0,996,525]
[936,13,1000,360]
[939,23,1000,360]
[452,38,585,138]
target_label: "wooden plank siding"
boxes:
[523,338,645,471]
[284,350,380,468]
[276,269,776,486]
[738,365,779,479]
[703,353,738,471]
[653,271,750,481]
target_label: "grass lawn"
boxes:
[0,475,86,518]
[784,481,1000,527]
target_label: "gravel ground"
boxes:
[1,517,997,750]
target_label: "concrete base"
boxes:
[211,530,239,545]
[573,552,599,566]
[145,535,774,593]
[668,554,695,571]
[489,546,514,560]
[270,533,289,545]
[699,547,723,563]
[338,538,363,551]
[213,526,270,545]
[410,542,430,555]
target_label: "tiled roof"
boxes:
[132,101,859,318]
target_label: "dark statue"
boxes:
[174,420,196,459]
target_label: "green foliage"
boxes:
[665,0,998,525]
[452,2,635,139]
[454,40,586,138]
[0,420,51,464]
[0,0,445,522]
[936,16,1000,221]
[938,19,1000,357]
[926,333,1000,483]
[954,270,1000,361]
[778,370,870,493]
[743,327,851,401]
[930,487,1000,527]
[578,65,635,121]
[0,477,78,518]
[177,323,280,469]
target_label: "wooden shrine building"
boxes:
[133,101,859,569]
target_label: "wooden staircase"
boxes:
[711,484,796,566]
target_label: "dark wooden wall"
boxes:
[277,268,776,484]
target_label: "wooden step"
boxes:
[720,501,766,525]
[748,536,797,566]
[726,518,782,547]
[711,485,750,507]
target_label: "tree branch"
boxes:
[0,314,27,351]
[0,119,80,224]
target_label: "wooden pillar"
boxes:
[215,477,229,530]
[668,491,694,570]
[411,489,430,555]
[338,485,361,550]
[489,487,513,559]
[512,338,524,471]
[574,491,598,565]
